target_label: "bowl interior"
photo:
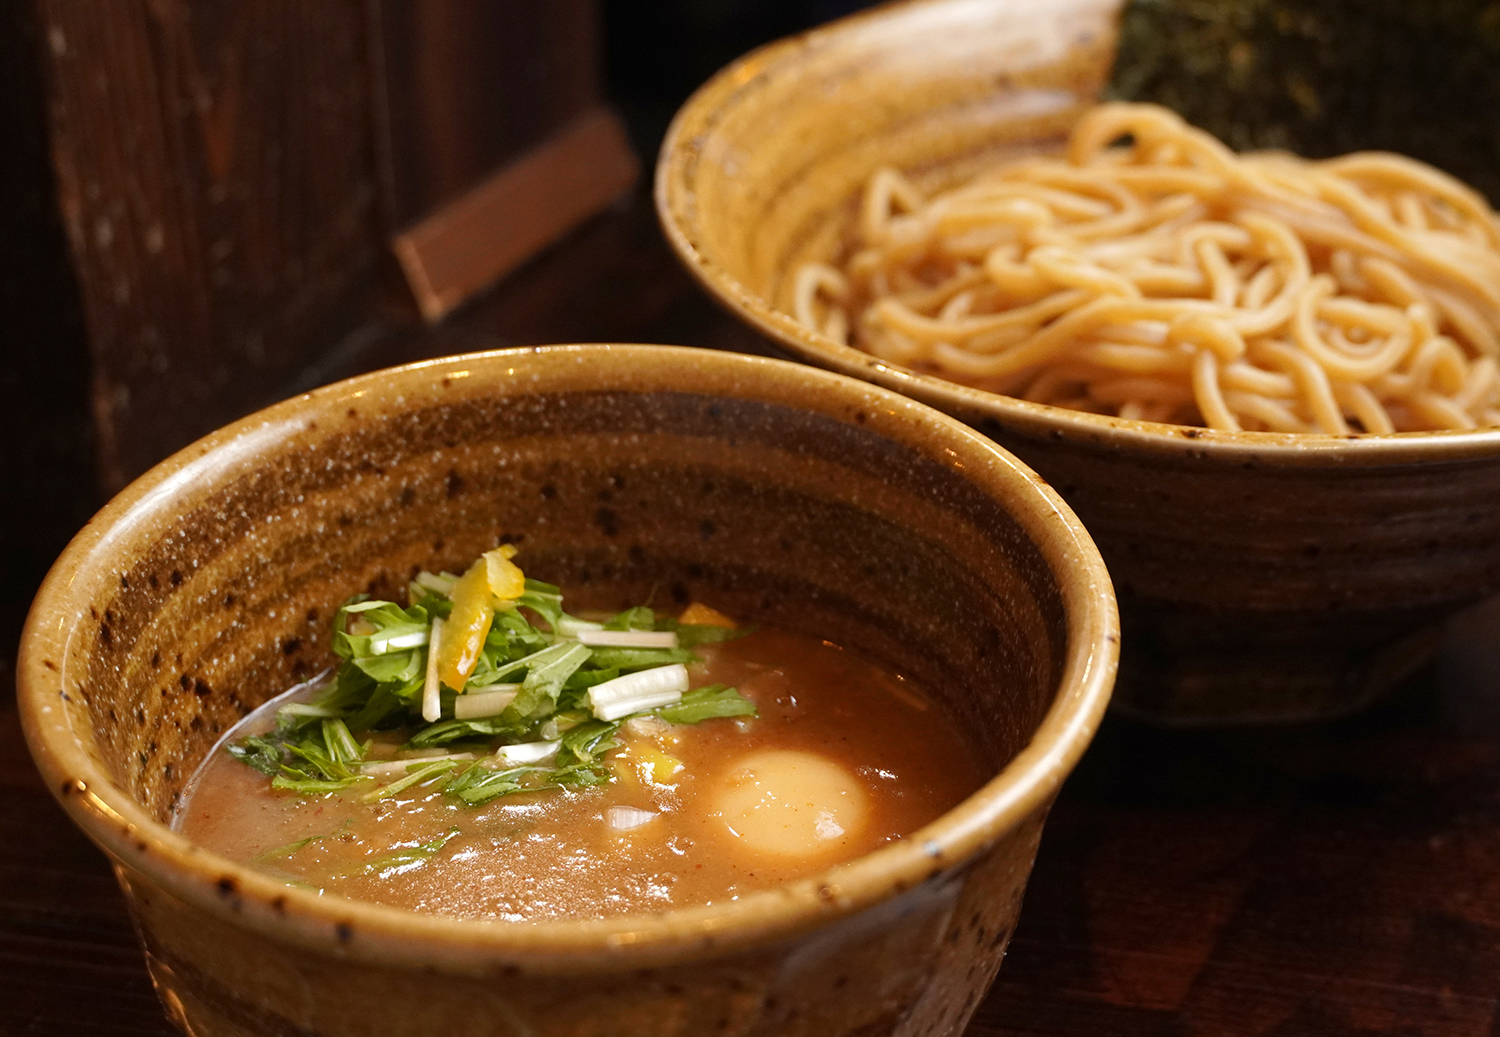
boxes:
[22,345,1115,954]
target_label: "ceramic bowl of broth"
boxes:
[655,0,1500,724]
[18,345,1118,1037]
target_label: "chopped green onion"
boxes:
[361,753,475,777]
[453,685,519,720]
[554,615,603,637]
[605,806,657,831]
[575,629,679,649]
[361,758,460,802]
[588,664,689,721]
[278,702,342,719]
[421,617,444,723]
[414,571,456,596]
[467,681,523,695]
[369,629,430,653]
[494,740,560,766]
[585,646,696,672]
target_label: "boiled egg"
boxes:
[712,750,869,857]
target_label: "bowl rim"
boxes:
[653,0,1500,465]
[19,343,1118,973]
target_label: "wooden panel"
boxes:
[372,0,604,230]
[372,0,635,321]
[392,107,639,322]
[38,0,381,490]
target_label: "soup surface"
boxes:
[176,627,986,920]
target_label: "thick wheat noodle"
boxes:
[1322,152,1500,245]
[1192,350,1239,430]
[1224,362,1296,397]
[1080,342,1185,374]
[793,102,1500,432]
[1460,358,1499,408]
[1334,383,1395,434]
[862,289,1086,347]
[1253,340,1349,434]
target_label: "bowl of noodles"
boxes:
[655,0,1500,723]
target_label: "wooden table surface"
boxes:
[7,189,1500,1037]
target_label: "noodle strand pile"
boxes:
[794,103,1500,432]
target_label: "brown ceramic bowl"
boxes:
[19,345,1117,1037]
[655,0,1500,724]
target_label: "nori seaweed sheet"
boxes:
[1110,0,1500,203]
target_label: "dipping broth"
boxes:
[176,626,987,921]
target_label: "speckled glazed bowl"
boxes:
[19,345,1117,1037]
[655,0,1500,723]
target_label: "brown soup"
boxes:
[175,627,986,921]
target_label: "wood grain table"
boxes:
[7,190,1500,1037]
